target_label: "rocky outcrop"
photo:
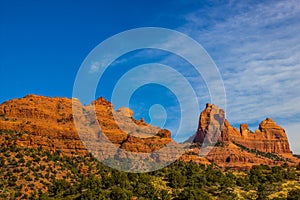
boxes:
[0,95,85,154]
[183,103,299,169]
[192,103,292,155]
[233,118,291,154]
[117,107,134,118]
[0,94,172,158]
[193,103,225,144]
[0,95,298,169]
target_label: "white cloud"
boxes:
[89,61,100,73]
[98,2,300,149]
[177,0,300,151]
[285,123,300,154]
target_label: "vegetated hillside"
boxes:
[1,130,300,200]
[1,95,300,199]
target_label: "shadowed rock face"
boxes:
[193,103,225,145]
[192,104,292,155]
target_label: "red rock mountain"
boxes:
[0,95,298,169]
[0,95,172,159]
[184,103,298,169]
[193,103,291,154]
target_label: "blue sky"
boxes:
[1,0,300,153]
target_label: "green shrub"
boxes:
[287,189,300,200]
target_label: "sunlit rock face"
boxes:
[193,103,291,155]
[0,95,172,159]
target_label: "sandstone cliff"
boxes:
[0,94,172,161]
[0,95,298,169]
[192,103,292,155]
[184,103,298,169]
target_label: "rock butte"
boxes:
[193,103,291,154]
[0,95,299,169]
[183,103,299,169]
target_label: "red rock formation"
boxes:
[185,103,299,169]
[193,103,226,144]
[192,103,240,144]
[0,95,298,169]
[192,103,292,155]
[233,118,292,154]
[0,94,172,158]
